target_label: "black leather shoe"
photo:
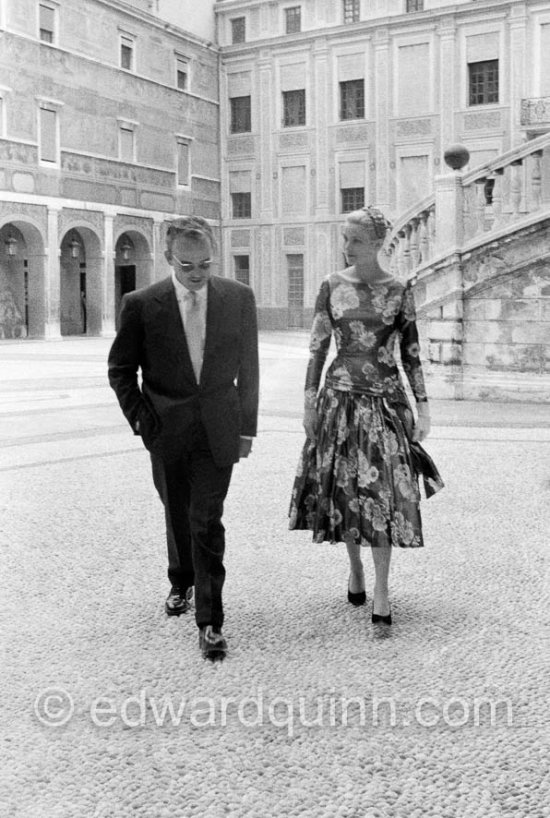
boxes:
[165,586,193,616]
[199,626,227,661]
[371,603,392,625]
[347,575,366,606]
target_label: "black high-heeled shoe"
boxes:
[347,576,366,606]
[371,602,392,625]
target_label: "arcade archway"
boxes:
[0,220,46,338]
[114,230,152,327]
[60,226,102,336]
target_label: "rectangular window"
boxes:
[39,3,55,43]
[231,17,246,44]
[39,106,57,163]
[468,60,499,105]
[340,79,364,120]
[177,140,190,185]
[343,0,360,24]
[119,126,134,162]
[230,96,251,133]
[231,192,252,219]
[283,89,306,127]
[234,255,250,286]
[176,56,188,90]
[120,35,134,71]
[287,254,304,308]
[285,7,301,34]
[406,0,424,10]
[0,98,4,137]
[341,187,365,213]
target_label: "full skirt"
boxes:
[289,387,444,547]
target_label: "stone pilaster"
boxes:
[374,27,390,209]
[313,39,329,218]
[258,52,274,220]
[100,214,115,337]
[438,17,457,155]
[509,3,527,146]
[44,205,61,339]
[153,217,166,282]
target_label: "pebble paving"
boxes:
[1,336,549,818]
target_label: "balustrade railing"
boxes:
[388,132,550,279]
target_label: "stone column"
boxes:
[374,27,390,209]
[44,205,61,339]
[100,214,115,337]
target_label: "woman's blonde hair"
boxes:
[345,206,392,240]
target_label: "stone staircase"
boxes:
[388,133,550,402]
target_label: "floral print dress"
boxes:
[289,272,444,548]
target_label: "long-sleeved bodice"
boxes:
[305,272,427,408]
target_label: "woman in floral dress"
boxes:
[289,207,444,624]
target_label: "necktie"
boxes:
[185,291,203,383]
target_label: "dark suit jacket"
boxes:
[108,275,259,467]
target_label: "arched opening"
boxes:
[114,230,152,328]
[60,229,86,336]
[60,226,102,336]
[0,220,46,338]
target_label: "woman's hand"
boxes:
[412,402,430,443]
[303,406,318,441]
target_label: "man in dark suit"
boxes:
[108,216,259,660]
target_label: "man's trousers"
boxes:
[151,422,233,629]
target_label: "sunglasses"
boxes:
[172,255,213,273]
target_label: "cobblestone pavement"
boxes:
[1,336,549,818]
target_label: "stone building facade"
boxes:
[0,0,218,339]
[215,0,550,328]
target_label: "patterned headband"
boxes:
[361,206,392,239]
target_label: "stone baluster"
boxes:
[510,159,523,219]
[462,182,475,241]
[418,211,429,265]
[403,227,411,276]
[530,150,543,211]
[396,229,407,279]
[499,163,512,222]
[409,218,420,268]
[388,239,398,276]
[427,207,436,254]
[491,168,504,230]
[483,177,496,231]
[474,178,487,235]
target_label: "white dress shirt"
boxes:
[170,271,252,446]
[171,270,207,347]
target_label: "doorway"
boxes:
[115,265,136,328]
